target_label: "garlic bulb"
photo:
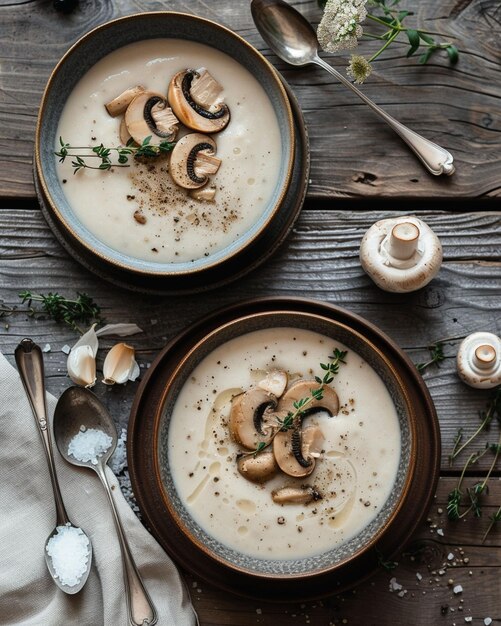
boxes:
[457,332,501,389]
[102,343,140,385]
[360,216,442,293]
[67,324,99,387]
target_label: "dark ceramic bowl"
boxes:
[128,298,440,600]
[35,13,295,282]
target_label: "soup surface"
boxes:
[168,327,401,560]
[56,39,283,263]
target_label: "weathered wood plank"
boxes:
[1,209,500,471]
[1,0,500,200]
[185,477,501,625]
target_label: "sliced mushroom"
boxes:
[169,133,221,190]
[278,380,339,418]
[258,369,288,398]
[271,485,322,505]
[237,450,278,483]
[273,381,338,478]
[105,85,145,117]
[189,68,224,112]
[125,91,179,146]
[168,69,230,133]
[119,117,132,146]
[229,388,277,450]
[189,186,216,202]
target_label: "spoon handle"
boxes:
[95,462,157,626]
[15,339,70,527]
[313,56,455,176]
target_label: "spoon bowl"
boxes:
[44,524,93,595]
[54,387,158,626]
[251,0,455,176]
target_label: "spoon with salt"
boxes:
[53,386,158,626]
[251,0,455,176]
[15,339,92,594]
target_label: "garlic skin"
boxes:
[102,343,140,385]
[457,332,501,389]
[67,324,99,387]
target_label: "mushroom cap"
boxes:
[258,369,288,398]
[457,332,501,389]
[168,70,230,133]
[237,450,279,483]
[278,380,339,417]
[359,216,443,293]
[125,91,178,146]
[271,485,320,505]
[169,133,218,190]
[229,387,277,450]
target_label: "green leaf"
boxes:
[446,44,459,64]
[406,28,420,57]
[419,48,435,64]
[419,32,435,44]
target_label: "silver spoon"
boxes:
[251,0,455,176]
[14,339,92,595]
[53,386,158,626]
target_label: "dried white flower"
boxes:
[67,324,99,387]
[347,54,373,83]
[102,343,140,385]
[317,0,367,53]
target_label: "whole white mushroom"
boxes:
[457,332,501,389]
[359,216,443,293]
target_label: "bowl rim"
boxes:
[127,297,441,599]
[34,11,296,277]
[152,309,418,579]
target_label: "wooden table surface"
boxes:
[1,1,501,625]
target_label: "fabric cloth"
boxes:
[0,351,197,626]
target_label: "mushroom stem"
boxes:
[388,222,420,260]
[473,344,497,370]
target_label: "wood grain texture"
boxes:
[1,0,500,200]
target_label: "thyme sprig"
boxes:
[55,135,176,173]
[416,341,445,373]
[17,291,102,333]
[243,348,348,458]
[446,387,501,539]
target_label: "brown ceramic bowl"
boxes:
[128,298,440,600]
[34,12,299,293]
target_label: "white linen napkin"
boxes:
[0,351,197,626]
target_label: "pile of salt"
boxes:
[46,524,90,587]
[68,426,112,465]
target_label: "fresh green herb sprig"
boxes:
[375,546,398,572]
[317,0,458,84]
[446,387,501,541]
[416,341,445,373]
[244,348,348,458]
[18,291,102,333]
[55,135,176,173]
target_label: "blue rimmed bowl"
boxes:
[35,12,298,292]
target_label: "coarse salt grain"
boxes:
[453,585,463,595]
[437,528,444,536]
[484,619,492,625]
[46,524,89,587]
[61,344,71,355]
[68,426,112,465]
[109,427,127,474]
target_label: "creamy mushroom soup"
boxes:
[56,39,283,263]
[168,327,401,560]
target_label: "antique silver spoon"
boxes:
[15,339,92,594]
[53,386,158,626]
[251,0,455,176]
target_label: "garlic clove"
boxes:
[66,324,99,387]
[102,343,139,385]
[67,345,97,388]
